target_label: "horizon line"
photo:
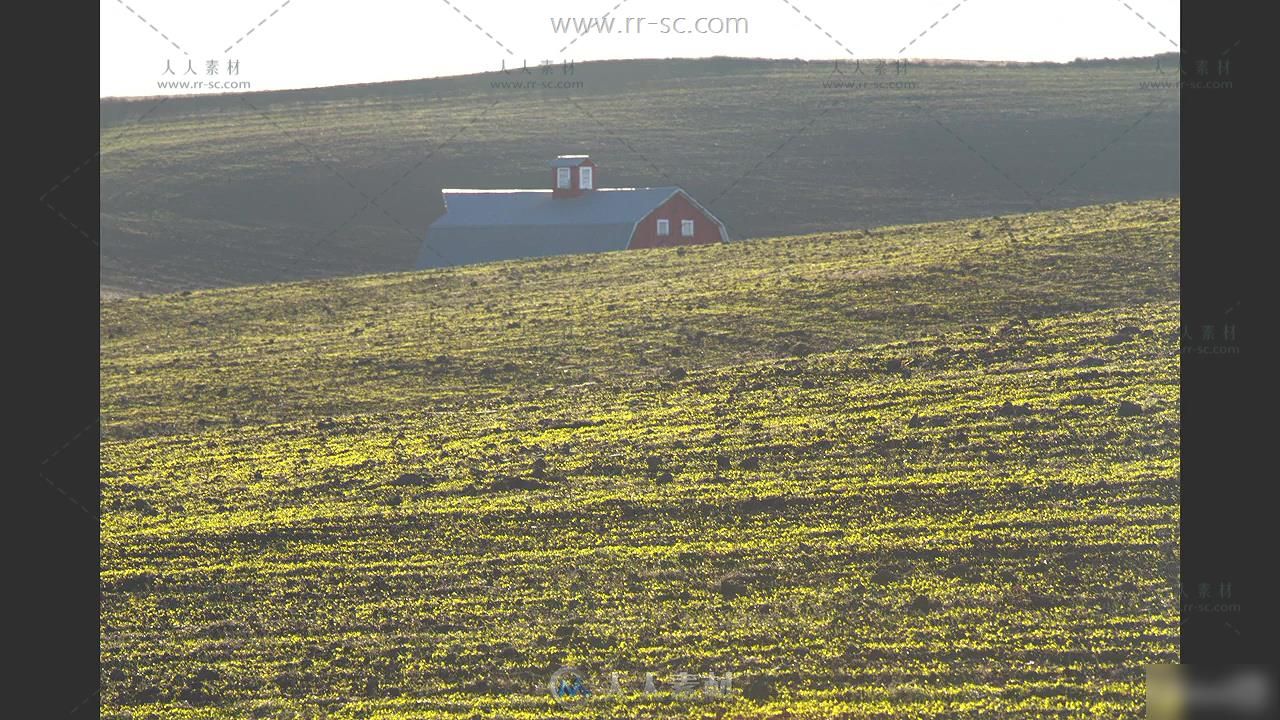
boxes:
[99,52,1181,102]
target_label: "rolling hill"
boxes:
[98,56,1179,296]
[101,198,1179,718]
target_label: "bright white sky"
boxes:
[100,0,1179,97]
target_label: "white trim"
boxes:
[681,219,695,237]
[556,167,571,189]
[621,188,732,249]
[673,189,731,243]
[656,218,670,236]
[579,165,593,190]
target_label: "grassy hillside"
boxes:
[99,57,1179,295]
[101,198,1177,440]
[101,199,1178,718]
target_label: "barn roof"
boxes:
[417,187,686,269]
[434,187,681,227]
[550,155,592,168]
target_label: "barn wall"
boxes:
[629,193,724,249]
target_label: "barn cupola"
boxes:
[551,154,596,198]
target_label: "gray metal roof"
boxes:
[417,187,686,269]
[435,187,679,227]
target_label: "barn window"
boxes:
[656,218,670,236]
[557,167,571,189]
[579,165,593,190]
[681,219,695,237]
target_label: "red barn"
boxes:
[417,154,728,269]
